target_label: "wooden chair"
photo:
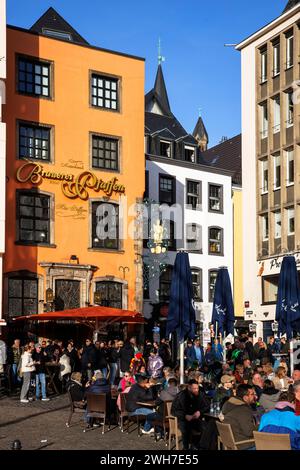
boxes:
[253,431,291,450]
[84,392,110,434]
[65,390,86,427]
[152,400,173,444]
[166,401,182,450]
[216,422,255,450]
[118,393,128,432]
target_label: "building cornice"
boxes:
[146,154,233,178]
[236,6,300,50]
[7,24,145,62]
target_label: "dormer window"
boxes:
[184,145,196,163]
[42,29,72,41]
[160,140,171,158]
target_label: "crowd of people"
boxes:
[1,332,300,450]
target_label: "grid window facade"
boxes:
[18,57,50,97]
[159,266,173,301]
[209,227,223,255]
[187,180,201,210]
[17,192,50,244]
[92,201,119,250]
[92,135,118,170]
[191,268,202,301]
[159,175,175,205]
[91,74,118,110]
[8,277,38,317]
[94,281,122,308]
[208,184,223,212]
[261,48,267,83]
[19,123,50,161]
[209,270,218,303]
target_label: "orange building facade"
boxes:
[3,9,145,335]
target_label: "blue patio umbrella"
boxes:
[275,256,300,341]
[166,252,196,383]
[211,268,235,338]
[166,252,196,341]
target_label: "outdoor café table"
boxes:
[45,362,60,395]
[203,412,222,421]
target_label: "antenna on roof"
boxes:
[158,38,166,65]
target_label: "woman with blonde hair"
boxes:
[20,344,35,403]
[273,366,290,391]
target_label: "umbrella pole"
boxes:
[180,340,185,385]
[290,339,294,376]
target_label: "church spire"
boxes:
[153,63,171,115]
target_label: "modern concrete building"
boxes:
[237,1,300,340]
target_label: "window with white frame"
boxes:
[261,159,269,194]
[286,91,294,127]
[184,145,196,163]
[262,214,269,241]
[260,102,268,138]
[274,211,281,239]
[160,140,171,158]
[186,223,202,252]
[261,48,267,83]
[273,42,280,76]
[286,32,294,69]
[273,154,281,189]
[273,96,280,133]
[287,208,295,235]
[286,148,294,185]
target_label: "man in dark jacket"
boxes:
[119,341,135,375]
[94,341,108,377]
[171,379,210,450]
[125,375,155,432]
[32,344,49,401]
[85,371,111,426]
[81,339,96,381]
[222,384,257,449]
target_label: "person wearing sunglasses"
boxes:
[118,371,135,392]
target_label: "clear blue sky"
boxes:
[7,0,288,147]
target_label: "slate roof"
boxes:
[30,7,89,45]
[202,134,242,186]
[283,0,300,13]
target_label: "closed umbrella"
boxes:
[275,255,300,374]
[211,267,235,361]
[166,252,196,383]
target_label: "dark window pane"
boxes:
[91,74,118,110]
[18,57,50,97]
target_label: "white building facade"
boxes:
[237,1,300,340]
[0,0,6,331]
[143,65,233,339]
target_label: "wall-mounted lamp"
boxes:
[69,255,79,265]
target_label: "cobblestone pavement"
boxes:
[0,393,167,451]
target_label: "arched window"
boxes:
[191,268,202,302]
[186,224,202,252]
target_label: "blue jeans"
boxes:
[129,407,155,431]
[109,363,118,385]
[12,363,22,385]
[35,373,47,399]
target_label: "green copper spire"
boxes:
[158,38,165,65]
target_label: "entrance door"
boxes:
[55,280,81,310]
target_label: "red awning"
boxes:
[13,305,144,324]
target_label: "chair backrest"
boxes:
[216,422,238,450]
[253,431,291,450]
[67,390,75,411]
[120,393,128,414]
[166,401,173,417]
[86,393,106,414]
